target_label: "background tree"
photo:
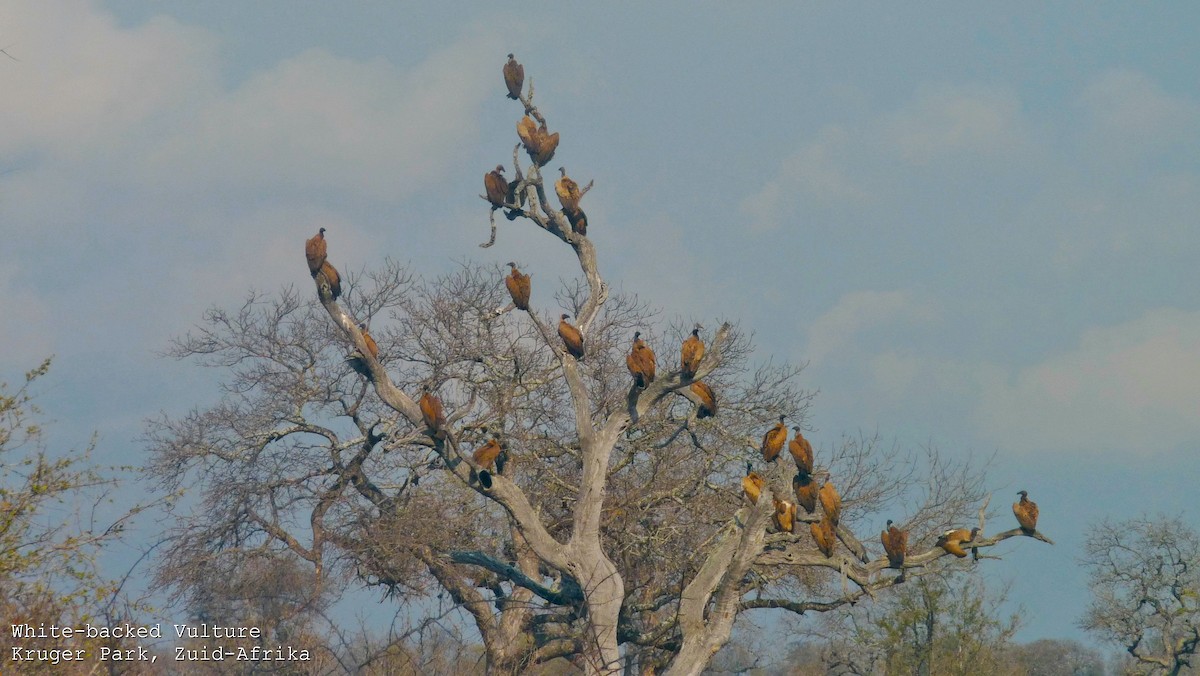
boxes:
[1081,515,1200,676]
[148,57,1052,675]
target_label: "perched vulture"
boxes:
[305,228,327,277]
[566,207,588,236]
[742,462,766,505]
[691,381,718,418]
[517,116,538,149]
[316,260,342,301]
[818,479,842,527]
[788,427,814,475]
[881,520,908,568]
[503,53,524,100]
[555,167,582,213]
[484,165,509,208]
[937,527,979,558]
[1013,490,1039,534]
[418,386,446,437]
[792,471,818,513]
[761,415,787,463]
[347,322,378,378]
[773,499,797,534]
[557,314,585,359]
[504,262,531,311]
[811,516,836,557]
[680,326,705,379]
[473,436,503,472]
[359,322,379,361]
[533,123,559,166]
[626,331,656,388]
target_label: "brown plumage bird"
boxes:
[788,427,814,475]
[691,381,718,418]
[566,207,588,236]
[418,386,446,437]
[316,260,342,301]
[818,478,842,527]
[533,123,559,166]
[347,322,378,378]
[359,322,379,360]
[773,499,797,534]
[937,527,979,558]
[557,314,585,359]
[792,471,818,513]
[761,415,787,463]
[504,262,531,311]
[305,227,327,277]
[626,331,656,388]
[484,165,509,208]
[503,53,523,100]
[742,462,766,505]
[555,167,581,213]
[680,326,704,379]
[1013,490,1039,534]
[881,520,908,568]
[517,116,537,149]
[473,436,503,471]
[811,516,836,557]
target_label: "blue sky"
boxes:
[2,0,1198,649]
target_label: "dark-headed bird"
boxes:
[485,165,509,209]
[818,478,842,527]
[418,386,446,437]
[742,462,766,505]
[811,516,836,558]
[761,415,787,463]
[504,262,531,311]
[680,326,705,379]
[691,381,718,418]
[881,520,908,569]
[937,527,979,558]
[773,499,797,534]
[305,228,327,277]
[317,260,342,301]
[557,314,585,360]
[473,436,502,472]
[792,472,818,513]
[503,53,523,100]
[1013,490,1039,534]
[788,427,814,475]
[626,331,656,388]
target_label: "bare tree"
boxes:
[1081,515,1200,676]
[147,57,1053,675]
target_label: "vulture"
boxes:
[532,123,559,166]
[811,516,836,558]
[792,472,818,513]
[503,53,524,100]
[691,381,718,418]
[517,116,538,149]
[473,436,503,472]
[557,314,585,359]
[626,331,656,388]
[566,207,588,236]
[818,478,842,527]
[504,262,531,311]
[936,527,980,558]
[773,499,797,534]
[418,386,446,437]
[742,462,766,505]
[761,415,787,463]
[788,427,814,475]
[555,167,582,214]
[680,326,705,379]
[881,520,908,569]
[316,260,342,301]
[359,322,379,361]
[1013,490,1039,534]
[484,165,509,208]
[347,322,378,377]
[305,227,327,277]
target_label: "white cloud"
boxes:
[974,308,1200,455]
[880,84,1027,164]
[805,289,937,363]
